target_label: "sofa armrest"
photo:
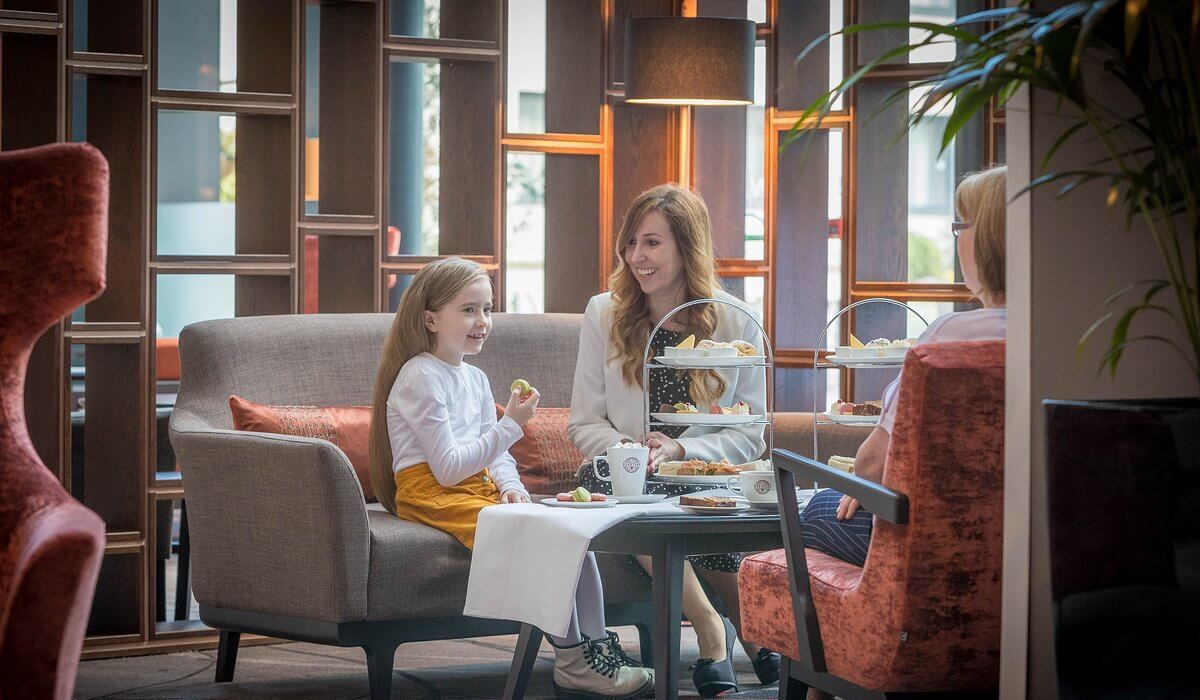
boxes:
[170,419,371,624]
[773,447,909,525]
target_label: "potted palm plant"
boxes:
[790,2,1200,696]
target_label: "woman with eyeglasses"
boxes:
[798,164,1008,570]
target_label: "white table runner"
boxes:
[463,501,677,637]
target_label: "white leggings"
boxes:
[547,552,607,645]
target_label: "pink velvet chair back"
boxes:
[854,341,1006,688]
[0,143,109,700]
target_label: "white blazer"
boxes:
[568,290,768,463]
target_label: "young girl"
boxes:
[367,257,653,700]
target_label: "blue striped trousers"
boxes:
[799,488,873,567]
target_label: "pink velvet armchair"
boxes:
[0,143,109,700]
[739,342,1005,699]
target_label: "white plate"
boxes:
[745,488,816,510]
[611,493,668,504]
[829,355,905,366]
[654,355,766,368]
[675,502,751,515]
[651,412,762,426]
[540,498,620,509]
[651,473,741,486]
[821,412,881,425]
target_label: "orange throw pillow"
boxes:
[229,395,375,502]
[496,405,584,495]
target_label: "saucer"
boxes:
[612,494,668,504]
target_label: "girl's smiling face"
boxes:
[424,277,494,361]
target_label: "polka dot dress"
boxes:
[579,328,744,574]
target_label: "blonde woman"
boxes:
[569,184,775,695]
[368,257,654,699]
[799,165,1008,570]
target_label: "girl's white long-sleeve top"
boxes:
[568,290,768,463]
[387,352,528,495]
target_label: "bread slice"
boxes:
[679,495,738,508]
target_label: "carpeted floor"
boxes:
[74,625,783,699]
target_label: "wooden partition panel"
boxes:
[1,33,58,149]
[80,0,143,55]
[693,106,747,258]
[545,154,600,312]
[543,0,602,135]
[235,115,292,255]
[80,74,145,321]
[79,343,145,532]
[610,103,671,240]
[236,0,293,94]
[318,2,376,217]
[233,275,292,318]
[439,60,496,255]
[317,235,374,312]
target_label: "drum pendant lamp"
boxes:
[624,17,755,106]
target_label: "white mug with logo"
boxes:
[592,444,650,498]
[727,470,777,506]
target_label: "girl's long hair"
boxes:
[608,184,727,405]
[368,257,491,514]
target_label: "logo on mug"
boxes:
[754,479,772,495]
[622,457,641,474]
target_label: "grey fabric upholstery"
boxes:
[170,310,866,630]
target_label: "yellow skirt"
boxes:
[394,463,499,550]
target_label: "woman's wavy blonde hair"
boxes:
[608,184,727,404]
[954,165,1007,306]
[368,257,491,514]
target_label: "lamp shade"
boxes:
[624,17,755,106]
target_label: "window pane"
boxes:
[697,0,765,22]
[693,43,766,261]
[506,152,546,313]
[506,0,602,135]
[156,274,289,338]
[390,0,497,41]
[156,110,291,256]
[774,128,845,348]
[156,111,236,256]
[157,0,291,93]
[719,276,764,323]
[858,1,987,68]
[854,82,984,283]
[506,151,600,313]
[387,58,496,256]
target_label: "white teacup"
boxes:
[727,470,777,506]
[592,445,650,498]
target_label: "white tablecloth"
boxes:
[463,501,677,637]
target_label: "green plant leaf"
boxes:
[1041,120,1090,168]
[1077,311,1114,363]
[1072,0,1123,78]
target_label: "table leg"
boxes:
[651,538,685,699]
[503,623,544,700]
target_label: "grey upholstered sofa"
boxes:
[169,312,868,699]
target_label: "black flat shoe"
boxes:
[691,616,738,697]
[752,648,781,684]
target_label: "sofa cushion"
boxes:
[496,405,584,495]
[229,395,374,502]
[364,507,475,620]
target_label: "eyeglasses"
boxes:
[951,221,971,238]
